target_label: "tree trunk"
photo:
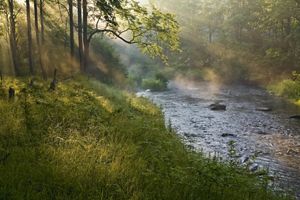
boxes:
[7,0,19,76]
[68,0,74,58]
[26,0,34,75]
[40,0,45,42]
[208,25,213,43]
[77,0,83,71]
[82,0,88,71]
[33,0,46,79]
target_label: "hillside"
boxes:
[0,77,291,199]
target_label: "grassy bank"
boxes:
[0,77,291,199]
[268,73,300,106]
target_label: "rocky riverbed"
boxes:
[138,81,300,199]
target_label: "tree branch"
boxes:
[88,28,137,44]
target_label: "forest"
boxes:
[0,0,300,199]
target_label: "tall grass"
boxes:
[268,77,300,104]
[0,76,292,199]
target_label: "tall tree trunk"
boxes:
[33,0,46,78]
[39,0,46,75]
[208,25,213,43]
[82,0,88,71]
[40,0,45,42]
[68,0,74,58]
[77,0,83,71]
[7,0,19,76]
[26,0,34,75]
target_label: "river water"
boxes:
[137,81,300,199]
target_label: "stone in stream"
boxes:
[289,115,300,119]
[249,163,259,172]
[286,149,299,155]
[184,133,198,138]
[240,155,250,164]
[221,133,237,138]
[256,107,272,112]
[209,103,226,111]
[256,130,270,135]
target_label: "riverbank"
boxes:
[267,77,300,106]
[0,76,292,199]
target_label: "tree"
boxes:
[81,0,179,71]
[82,0,87,71]
[33,0,46,78]
[7,0,19,75]
[39,0,44,42]
[68,0,74,57]
[77,0,83,70]
[26,0,34,74]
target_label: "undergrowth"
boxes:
[0,76,292,199]
[268,72,300,104]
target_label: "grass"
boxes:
[0,76,292,200]
[268,79,300,104]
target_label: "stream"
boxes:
[137,81,300,199]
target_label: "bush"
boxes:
[141,78,168,91]
[269,79,300,100]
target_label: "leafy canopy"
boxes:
[88,0,180,62]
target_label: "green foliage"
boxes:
[0,77,291,199]
[269,76,300,100]
[91,0,180,63]
[155,0,300,84]
[141,78,167,91]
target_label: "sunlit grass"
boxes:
[268,79,300,106]
[0,76,293,199]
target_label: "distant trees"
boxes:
[158,0,300,80]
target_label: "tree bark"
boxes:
[68,0,74,58]
[77,0,83,71]
[7,0,19,76]
[82,0,88,71]
[40,0,45,42]
[26,0,34,75]
[33,0,46,78]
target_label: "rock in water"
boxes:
[256,131,270,135]
[289,115,300,119]
[249,163,259,172]
[240,156,250,164]
[256,107,272,112]
[221,133,237,137]
[209,103,226,111]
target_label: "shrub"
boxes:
[141,78,167,91]
[269,79,300,100]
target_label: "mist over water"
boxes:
[138,80,300,199]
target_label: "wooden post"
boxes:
[49,68,57,90]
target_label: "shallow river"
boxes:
[137,81,300,198]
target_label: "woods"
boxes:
[156,0,300,84]
[0,0,300,199]
[0,0,179,78]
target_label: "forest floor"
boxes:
[0,76,293,199]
